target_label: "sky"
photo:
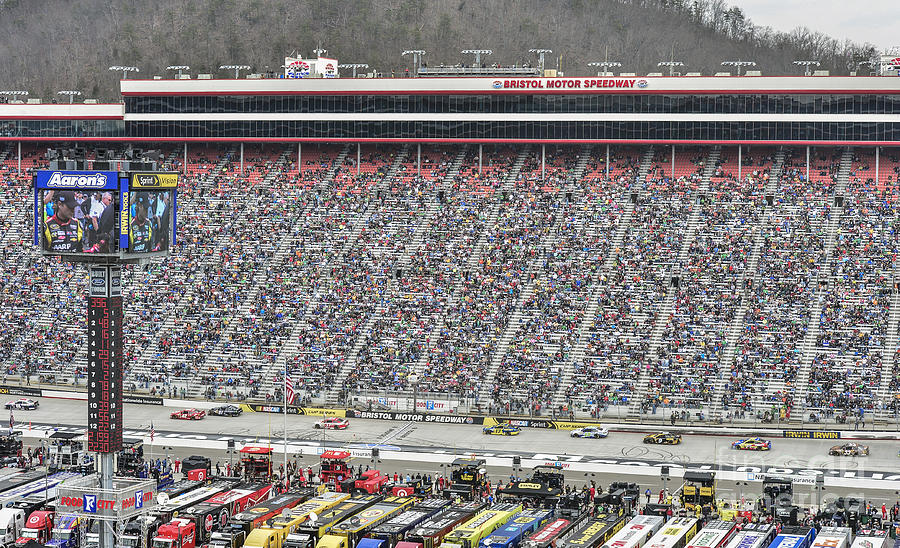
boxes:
[736,0,899,50]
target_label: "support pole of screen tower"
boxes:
[283,368,288,488]
[738,145,742,180]
[88,264,123,548]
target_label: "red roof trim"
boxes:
[0,116,122,120]
[2,137,900,146]
[120,89,900,96]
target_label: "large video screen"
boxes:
[39,189,120,254]
[125,190,173,254]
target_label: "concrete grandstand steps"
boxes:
[194,149,296,377]
[566,145,593,186]
[637,147,655,183]
[125,148,242,386]
[319,144,352,188]
[466,146,530,272]
[708,218,767,419]
[768,148,787,185]
[627,147,719,419]
[628,293,675,418]
[876,284,900,421]
[395,146,469,272]
[479,215,571,406]
[552,189,636,411]
[793,148,852,411]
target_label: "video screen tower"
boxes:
[33,147,179,548]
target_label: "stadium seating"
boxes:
[5,142,899,424]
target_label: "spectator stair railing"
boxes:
[627,146,719,419]
[792,146,853,421]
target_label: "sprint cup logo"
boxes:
[131,173,178,188]
[135,175,161,187]
[47,172,108,188]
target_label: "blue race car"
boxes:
[482,423,521,436]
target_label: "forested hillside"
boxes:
[0,0,877,100]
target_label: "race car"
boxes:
[208,404,243,417]
[570,426,609,438]
[4,398,39,410]
[643,432,682,445]
[829,442,869,456]
[170,408,206,420]
[482,423,521,436]
[732,437,772,451]
[314,417,350,429]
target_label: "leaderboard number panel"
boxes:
[87,266,123,453]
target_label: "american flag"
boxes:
[150,421,155,442]
[285,374,296,405]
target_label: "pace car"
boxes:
[170,408,206,420]
[732,437,772,451]
[208,404,243,417]
[4,398,39,410]
[829,442,869,456]
[643,432,682,445]
[570,426,609,438]
[314,417,350,429]
[482,423,521,436]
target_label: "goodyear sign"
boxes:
[131,173,179,189]
[783,430,840,440]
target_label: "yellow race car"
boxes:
[483,423,522,436]
[643,432,682,445]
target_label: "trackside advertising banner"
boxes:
[245,404,347,417]
[0,385,43,397]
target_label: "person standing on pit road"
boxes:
[129,195,154,252]
[43,191,84,252]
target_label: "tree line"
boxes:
[0,0,880,101]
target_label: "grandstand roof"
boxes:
[120,75,900,96]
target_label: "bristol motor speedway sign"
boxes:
[493,78,648,90]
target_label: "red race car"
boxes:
[314,417,350,429]
[170,408,206,420]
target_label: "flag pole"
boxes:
[283,369,288,488]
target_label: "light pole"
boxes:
[166,65,190,78]
[402,50,426,74]
[657,61,684,77]
[793,60,821,76]
[588,61,622,76]
[461,49,492,67]
[108,66,139,79]
[219,65,251,79]
[313,48,328,58]
[528,49,553,73]
[721,60,757,76]
[0,91,28,107]
[338,64,369,78]
[408,374,419,412]
[56,90,82,104]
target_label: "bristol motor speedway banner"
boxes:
[346,410,484,425]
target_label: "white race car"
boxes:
[4,398,39,410]
[570,426,609,438]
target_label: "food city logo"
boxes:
[46,172,108,188]
[61,491,153,513]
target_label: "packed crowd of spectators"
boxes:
[4,143,900,422]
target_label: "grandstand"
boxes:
[2,74,900,426]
